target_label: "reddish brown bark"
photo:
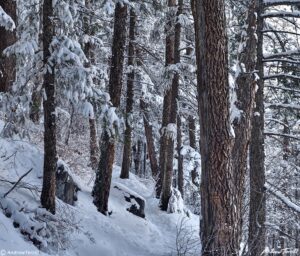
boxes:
[192,0,236,254]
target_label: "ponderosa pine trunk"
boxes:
[121,9,136,179]
[248,0,266,253]
[0,0,17,92]
[92,3,127,215]
[192,0,236,254]
[160,0,183,211]
[232,0,258,249]
[40,0,57,214]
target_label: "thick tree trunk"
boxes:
[40,0,57,214]
[160,0,183,211]
[140,99,159,179]
[177,115,184,197]
[92,3,127,215]
[248,0,266,254]
[192,0,236,254]
[232,0,258,249]
[0,0,17,92]
[121,9,136,179]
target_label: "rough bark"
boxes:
[160,0,183,211]
[192,0,236,254]
[0,0,17,92]
[232,0,258,249]
[92,3,127,215]
[121,9,136,179]
[140,99,159,179]
[248,0,266,254]
[40,0,57,214]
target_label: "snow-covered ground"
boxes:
[0,134,200,256]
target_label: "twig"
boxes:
[3,168,33,198]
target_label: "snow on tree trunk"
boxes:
[248,0,266,254]
[231,0,258,249]
[92,3,127,215]
[159,0,183,211]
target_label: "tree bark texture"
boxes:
[40,0,57,214]
[121,9,136,179]
[92,3,127,215]
[232,0,258,249]
[248,1,266,254]
[192,0,236,254]
[0,0,17,92]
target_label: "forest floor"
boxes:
[0,121,200,256]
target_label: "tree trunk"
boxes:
[140,99,159,179]
[232,0,258,249]
[0,0,17,92]
[30,2,43,123]
[40,0,57,214]
[156,0,176,198]
[248,0,266,254]
[188,116,198,186]
[83,0,99,170]
[192,0,236,254]
[92,3,127,215]
[177,115,184,198]
[134,139,143,176]
[121,9,136,179]
[160,0,183,211]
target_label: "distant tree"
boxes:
[121,8,136,179]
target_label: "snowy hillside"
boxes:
[0,135,200,256]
